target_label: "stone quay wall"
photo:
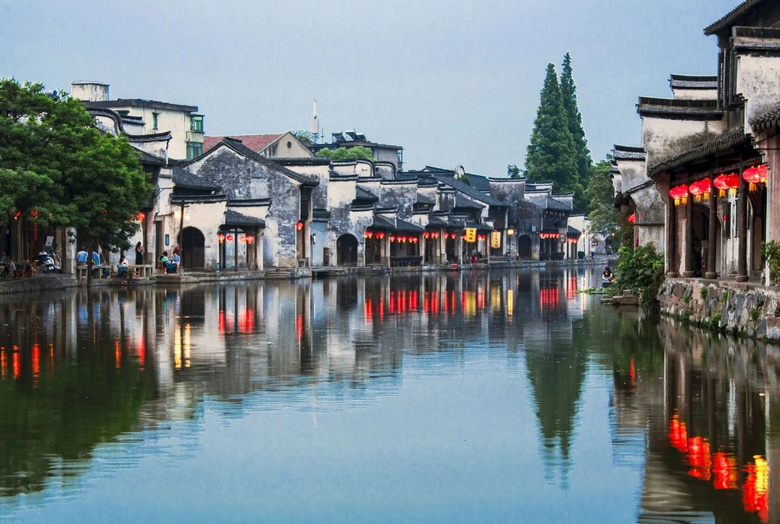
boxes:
[659,278,780,341]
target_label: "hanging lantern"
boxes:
[296,221,303,231]
[628,213,636,224]
[743,166,761,192]
[377,232,385,240]
[389,235,396,242]
[423,231,430,239]
[245,235,254,244]
[757,164,768,183]
[226,234,234,242]
[700,178,711,200]
[136,212,145,222]
[714,174,731,197]
[218,232,225,244]
[669,184,689,206]
[689,180,704,201]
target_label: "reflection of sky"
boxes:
[6,353,642,523]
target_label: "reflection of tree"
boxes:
[525,337,586,488]
[0,338,153,498]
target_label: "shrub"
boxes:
[613,242,665,316]
[762,241,780,285]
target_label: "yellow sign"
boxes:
[490,231,501,249]
[465,228,477,242]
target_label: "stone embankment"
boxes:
[658,278,780,341]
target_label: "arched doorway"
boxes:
[518,235,532,259]
[180,227,205,270]
[337,234,358,266]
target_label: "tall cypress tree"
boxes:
[560,53,592,193]
[524,63,578,196]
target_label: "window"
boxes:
[186,141,202,160]
[152,112,159,130]
[190,115,204,133]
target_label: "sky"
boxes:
[1,0,739,176]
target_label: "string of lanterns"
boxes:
[669,163,767,206]
[218,232,255,244]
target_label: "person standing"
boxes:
[135,242,144,265]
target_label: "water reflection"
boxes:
[0,267,777,522]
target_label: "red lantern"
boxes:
[136,212,145,222]
[432,232,439,239]
[218,232,225,244]
[245,235,254,244]
[423,231,430,239]
[628,213,635,224]
[377,232,385,240]
[226,234,234,242]
[714,173,740,196]
[689,180,703,201]
[296,221,303,231]
[389,235,396,242]
[669,184,689,206]
[757,164,768,183]
[743,165,761,191]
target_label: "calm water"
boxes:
[0,268,777,523]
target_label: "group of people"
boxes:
[158,248,181,274]
[72,242,181,277]
[1,251,35,278]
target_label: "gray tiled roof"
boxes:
[224,209,265,227]
[432,174,506,206]
[172,166,221,191]
[613,145,646,161]
[648,127,751,176]
[669,74,718,90]
[751,103,780,131]
[704,0,767,35]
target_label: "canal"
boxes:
[0,268,777,523]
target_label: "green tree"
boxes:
[291,130,314,144]
[315,146,374,162]
[0,79,153,273]
[585,159,618,238]
[524,64,581,207]
[507,164,522,179]
[560,53,592,194]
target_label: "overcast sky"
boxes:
[2,0,738,176]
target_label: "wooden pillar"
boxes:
[682,191,695,278]
[666,188,678,277]
[737,161,749,282]
[706,170,718,279]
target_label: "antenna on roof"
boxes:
[310,99,320,143]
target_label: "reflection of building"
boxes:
[634,320,778,522]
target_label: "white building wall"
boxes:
[737,53,780,133]
[642,117,727,164]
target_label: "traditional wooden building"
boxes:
[637,0,780,282]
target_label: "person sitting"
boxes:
[171,251,181,273]
[159,251,169,273]
[602,266,615,285]
[22,260,34,277]
[0,251,12,277]
[117,257,129,278]
[76,246,88,265]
